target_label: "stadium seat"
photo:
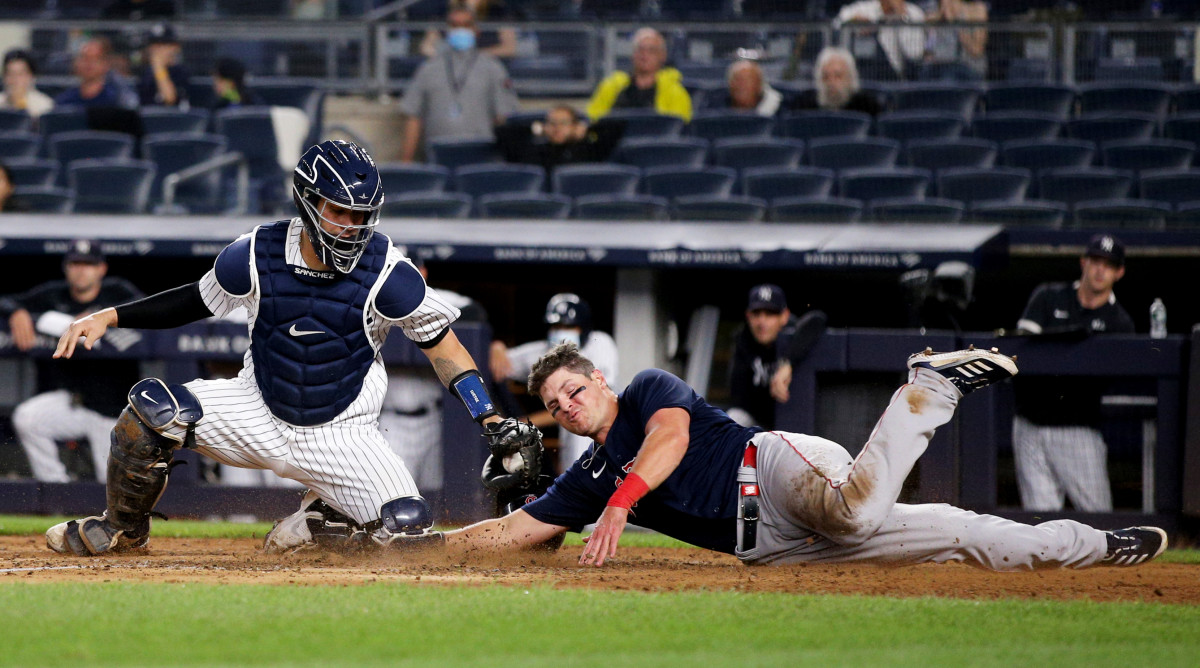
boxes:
[642,166,737,200]
[876,111,966,145]
[0,109,31,132]
[573,193,670,221]
[970,112,1062,144]
[687,112,775,142]
[1139,169,1200,206]
[891,84,981,117]
[840,167,931,203]
[478,193,572,220]
[382,192,472,219]
[937,167,1030,204]
[672,195,767,222]
[1005,58,1053,83]
[255,81,325,148]
[1163,113,1200,148]
[769,196,863,223]
[970,200,1068,227]
[1102,139,1195,174]
[506,55,574,82]
[1170,201,1200,228]
[49,130,136,186]
[906,138,997,171]
[1067,113,1158,145]
[1094,57,1163,82]
[36,108,88,148]
[711,138,804,174]
[604,110,686,139]
[1174,85,1200,113]
[0,131,41,160]
[776,111,872,141]
[1073,199,1171,229]
[614,137,709,170]
[552,163,641,198]
[453,164,545,200]
[808,137,901,171]
[3,159,57,187]
[503,110,548,127]
[1001,139,1097,189]
[140,107,212,135]
[742,166,836,202]
[983,84,1076,118]
[426,138,502,170]
[12,186,73,214]
[68,158,156,214]
[870,197,965,223]
[1078,84,1173,118]
[1039,167,1135,208]
[377,163,451,196]
[212,106,287,212]
[142,133,228,213]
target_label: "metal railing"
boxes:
[161,151,249,215]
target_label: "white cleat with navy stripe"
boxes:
[1100,527,1168,566]
[906,346,1018,395]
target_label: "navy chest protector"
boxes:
[251,222,389,426]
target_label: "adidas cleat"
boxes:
[907,346,1018,395]
[1101,526,1167,566]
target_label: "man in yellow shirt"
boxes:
[586,27,692,122]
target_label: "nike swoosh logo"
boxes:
[139,391,157,404]
[289,324,324,337]
[591,461,606,479]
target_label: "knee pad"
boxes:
[127,378,203,447]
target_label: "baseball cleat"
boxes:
[907,347,1018,395]
[1101,526,1167,566]
[46,514,149,556]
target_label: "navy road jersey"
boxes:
[522,369,760,554]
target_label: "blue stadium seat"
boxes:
[1039,168,1135,208]
[1078,84,1173,118]
[770,196,863,223]
[0,109,31,132]
[1170,201,1200,228]
[711,138,804,174]
[255,81,325,148]
[382,192,472,219]
[37,108,88,148]
[12,186,73,214]
[672,195,767,222]
[776,111,872,141]
[891,84,981,117]
[212,106,286,212]
[1102,139,1195,174]
[1174,85,1200,113]
[506,56,574,82]
[142,133,228,213]
[49,130,135,186]
[970,200,1068,227]
[426,138,502,170]
[614,137,709,170]
[642,166,737,200]
[1139,169,1200,206]
[453,164,545,200]
[1094,57,1163,82]
[0,131,40,160]
[937,166,1030,204]
[1067,113,1158,144]
[377,163,451,196]
[906,138,997,171]
[67,158,156,214]
[876,111,966,145]
[1163,113,1200,149]
[1005,59,1053,83]
[970,112,1063,144]
[478,193,572,220]
[870,197,965,223]
[808,137,901,171]
[552,163,641,198]
[140,107,211,136]
[605,110,686,139]
[1073,199,1171,230]
[742,166,836,202]
[503,110,548,127]
[983,84,1076,118]
[839,167,931,203]
[687,112,775,142]
[573,193,670,221]
[3,159,57,187]
[1001,140,1097,191]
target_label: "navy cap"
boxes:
[1084,233,1125,266]
[747,283,787,312]
[64,239,104,264]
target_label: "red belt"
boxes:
[737,443,759,552]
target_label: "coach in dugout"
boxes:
[0,240,142,482]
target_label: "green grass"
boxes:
[0,583,1197,667]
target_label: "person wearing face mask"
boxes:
[419,0,519,59]
[489,293,620,472]
[399,5,520,163]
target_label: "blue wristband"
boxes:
[449,370,498,423]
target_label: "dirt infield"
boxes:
[2,535,1197,605]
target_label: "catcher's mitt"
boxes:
[480,437,543,491]
[482,417,542,457]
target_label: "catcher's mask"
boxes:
[293,140,384,274]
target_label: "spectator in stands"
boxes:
[489,293,619,472]
[833,0,925,81]
[136,23,189,108]
[0,240,143,483]
[1011,234,1134,513]
[54,38,138,110]
[210,58,261,110]
[494,104,623,173]
[922,0,988,81]
[586,27,692,123]
[707,60,784,117]
[0,50,54,122]
[420,0,520,59]
[101,0,177,19]
[399,6,520,162]
[791,46,883,115]
[727,284,827,430]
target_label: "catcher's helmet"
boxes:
[544,293,591,338]
[292,140,384,274]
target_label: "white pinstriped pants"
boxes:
[12,390,116,483]
[168,375,420,525]
[1012,415,1113,512]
